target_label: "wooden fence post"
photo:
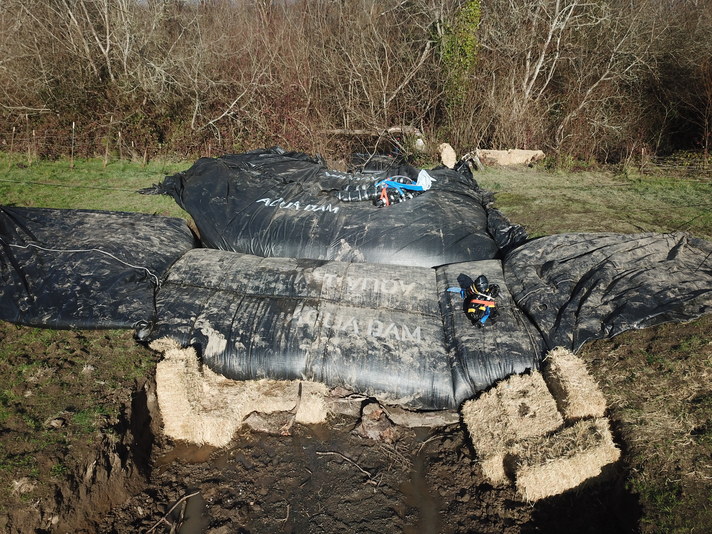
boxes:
[104,115,113,168]
[8,126,15,169]
[30,129,36,165]
[70,122,76,169]
[25,115,30,166]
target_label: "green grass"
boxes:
[72,406,110,434]
[4,154,710,240]
[0,156,201,511]
[0,154,189,218]
[50,462,69,478]
[581,316,712,534]
[0,324,158,507]
[476,166,712,239]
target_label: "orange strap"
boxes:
[379,186,390,206]
[470,299,496,307]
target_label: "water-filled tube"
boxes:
[150,147,524,267]
[0,206,196,328]
[503,232,712,351]
[146,248,545,410]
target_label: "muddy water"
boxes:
[163,490,209,534]
[156,443,218,470]
[137,421,450,533]
[100,419,638,533]
[401,448,441,533]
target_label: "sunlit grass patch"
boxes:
[0,154,189,219]
[476,166,712,239]
[580,316,712,533]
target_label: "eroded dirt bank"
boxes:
[1,386,152,533]
[8,317,712,533]
[95,406,638,533]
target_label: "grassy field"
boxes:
[477,165,712,240]
[2,155,710,239]
[1,154,711,532]
[0,155,188,218]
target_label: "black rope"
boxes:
[0,178,143,192]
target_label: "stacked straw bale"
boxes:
[542,347,607,421]
[152,338,328,447]
[461,372,563,484]
[513,418,620,501]
[461,347,620,501]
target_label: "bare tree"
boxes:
[0,0,710,161]
[459,0,668,157]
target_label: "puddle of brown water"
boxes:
[401,432,442,534]
[155,442,218,472]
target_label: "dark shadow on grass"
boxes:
[522,464,641,534]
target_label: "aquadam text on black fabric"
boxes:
[149,147,525,267]
[146,250,544,410]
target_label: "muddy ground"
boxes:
[7,315,710,533]
[97,419,636,534]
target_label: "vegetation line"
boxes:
[0,178,143,192]
[1,0,710,163]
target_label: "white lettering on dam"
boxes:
[293,309,421,342]
[346,276,416,296]
[256,197,340,214]
[317,272,417,296]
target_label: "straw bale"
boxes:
[295,381,329,424]
[543,347,607,421]
[462,372,563,484]
[477,149,545,166]
[461,387,508,455]
[479,453,509,486]
[463,372,563,452]
[513,418,621,502]
[498,373,563,441]
[151,338,329,447]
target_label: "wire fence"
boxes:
[0,122,241,167]
[640,153,712,180]
[0,121,412,170]
[4,123,712,180]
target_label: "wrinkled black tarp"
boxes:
[0,206,196,329]
[142,231,711,410]
[504,232,712,351]
[146,249,544,410]
[1,149,711,410]
[148,147,526,267]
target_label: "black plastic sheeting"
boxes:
[146,147,527,267]
[0,206,196,329]
[504,232,712,352]
[1,150,711,410]
[141,232,711,410]
[145,249,544,410]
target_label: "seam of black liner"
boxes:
[159,279,440,318]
